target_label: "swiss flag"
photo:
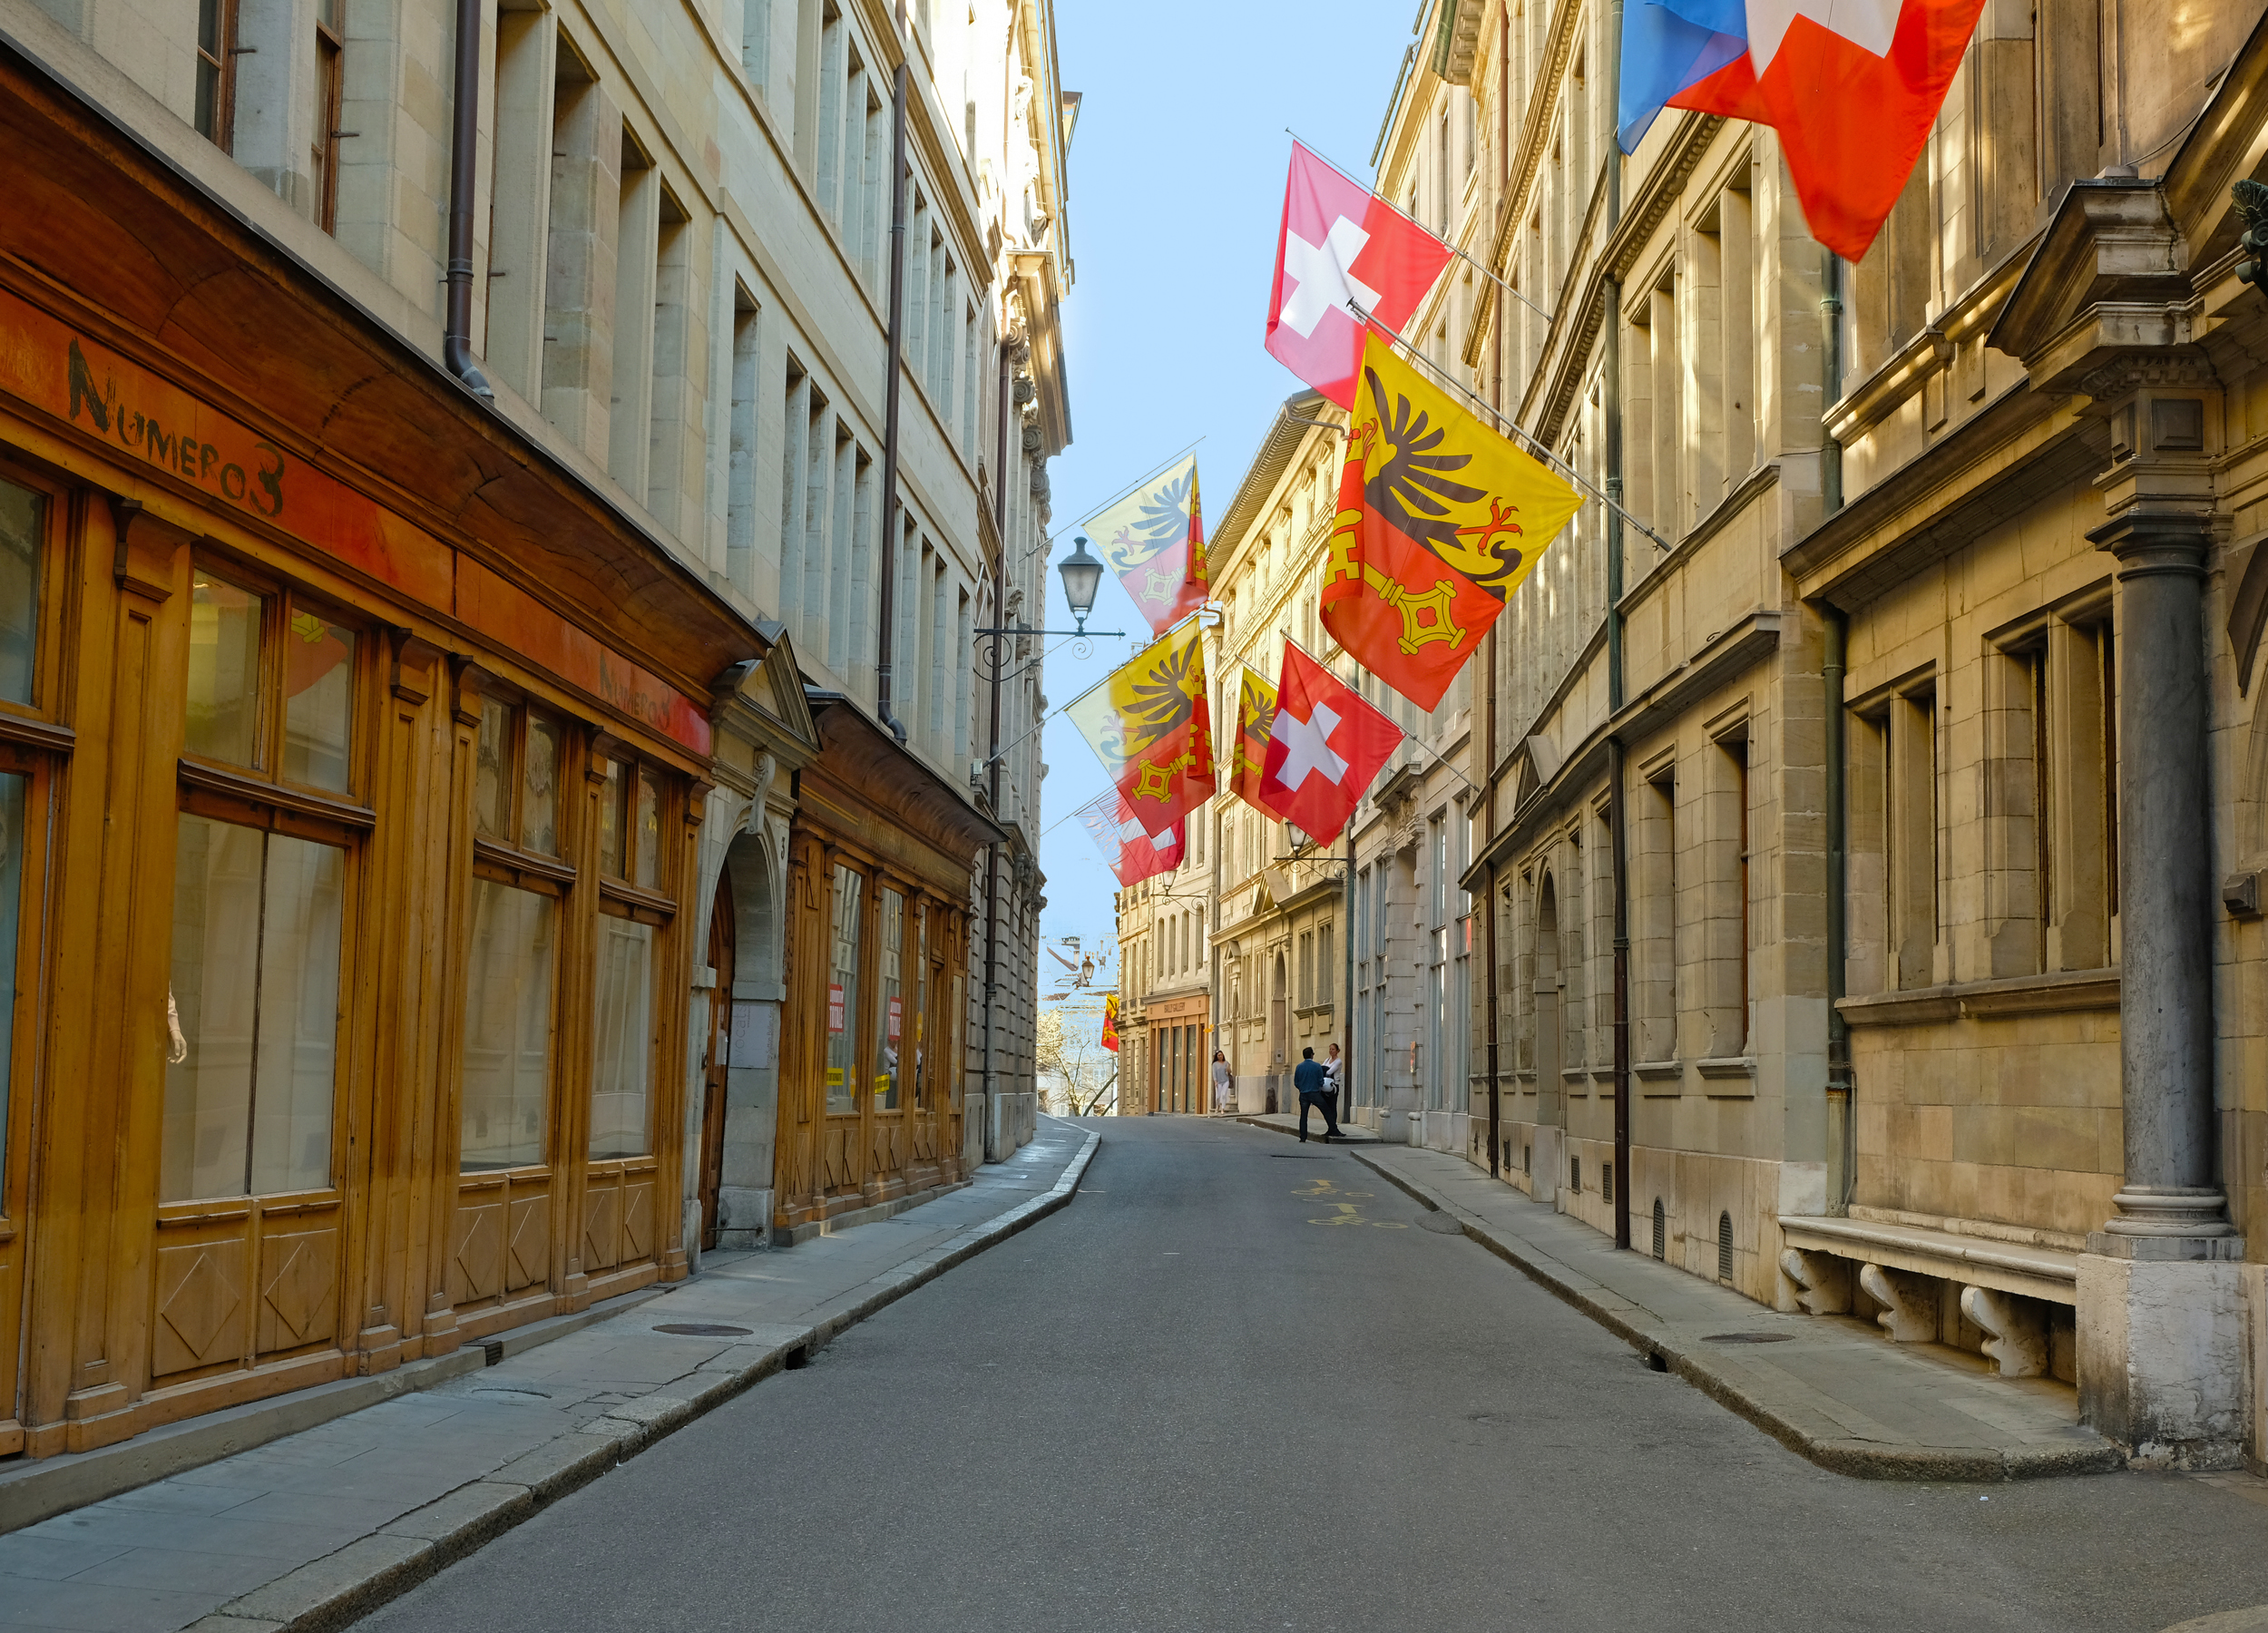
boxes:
[1258,646,1403,848]
[1266,142,1453,409]
[1670,0,1985,260]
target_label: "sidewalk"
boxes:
[0,1119,1098,1633]
[1349,1142,2122,1482]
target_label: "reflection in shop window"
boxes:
[163,816,345,1200]
[186,572,265,768]
[875,886,903,1110]
[0,775,23,1209]
[0,477,41,704]
[911,906,929,1109]
[634,768,661,887]
[283,609,354,791]
[475,698,564,857]
[522,716,562,856]
[826,865,863,1114]
[461,879,557,1169]
[591,913,655,1157]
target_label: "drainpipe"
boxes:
[874,0,912,744]
[978,338,1013,1167]
[444,0,494,400]
[1821,249,1850,1209]
[1605,0,1632,1253]
[1482,0,1510,1185]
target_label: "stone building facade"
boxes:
[1403,0,2268,1465]
[0,0,1068,1460]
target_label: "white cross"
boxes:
[1273,700,1348,791]
[1278,217,1383,340]
[1745,0,1901,73]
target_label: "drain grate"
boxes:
[654,1323,755,1337]
[1702,1332,1794,1344]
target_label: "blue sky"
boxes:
[1033,2,1424,1037]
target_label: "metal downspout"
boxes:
[1483,0,1510,1184]
[979,337,1013,1160]
[444,0,493,400]
[874,0,913,745]
[1821,249,1850,1209]
[1606,0,1632,1253]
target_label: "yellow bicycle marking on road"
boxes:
[1295,1176,1405,1227]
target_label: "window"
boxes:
[0,474,41,706]
[875,885,904,1110]
[165,819,345,1199]
[166,561,361,1201]
[312,0,345,233]
[187,567,358,792]
[826,865,864,1114]
[462,690,572,1171]
[742,0,772,93]
[196,0,240,151]
[461,878,557,1170]
[1317,921,1334,1009]
[911,905,931,1108]
[596,756,664,888]
[591,914,655,1158]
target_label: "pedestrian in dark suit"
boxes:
[1294,1047,1341,1142]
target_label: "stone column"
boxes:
[2077,376,2244,1468]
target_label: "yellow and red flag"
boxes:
[1101,993,1120,1052]
[1230,663,1295,821]
[1084,455,1208,635]
[1321,334,1581,710]
[1063,619,1217,829]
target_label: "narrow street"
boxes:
[354,1121,2268,1633]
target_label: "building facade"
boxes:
[1415,0,2268,1466]
[0,0,1068,1462]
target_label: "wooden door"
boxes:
[698,874,733,1249]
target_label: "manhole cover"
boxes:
[1417,1214,1464,1234]
[1702,1332,1794,1344]
[654,1323,754,1337]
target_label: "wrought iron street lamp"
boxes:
[1057,533,1106,633]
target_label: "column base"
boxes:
[2077,1239,2245,1469]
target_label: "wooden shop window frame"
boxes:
[181,551,370,803]
[0,449,81,729]
[464,670,577,880]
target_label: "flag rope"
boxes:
[1285,128,1558,327]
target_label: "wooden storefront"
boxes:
[0,51,758,1457]
[1143,994,1211,1115]
[773,697,1002,1233]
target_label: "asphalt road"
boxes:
[356,1120,2268,1633]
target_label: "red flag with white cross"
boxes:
[1257,644,1404,847]
[1266,142,1453,409]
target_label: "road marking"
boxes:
[1297,1176,1407,1227]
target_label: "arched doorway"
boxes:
[1269,949,1289,1112]
[704,827,779,1250]
[1533,874,1561,1204]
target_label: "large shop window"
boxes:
[592,745,672,1154]
[826,865,863,1115]
[875,885,904,1110]
[164,820,344,1199]
[591,913,656,1158]
[462,691,572,1171]
[166,561,362,1202]
[0,471,51,1212]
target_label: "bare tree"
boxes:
[1036,1007,1109,1115]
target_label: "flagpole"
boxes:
[1347,298,1675,554]
[1286,129,1557,326]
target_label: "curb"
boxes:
[1347,1148,2123,1485]
[175,1129,1101,1633]
[1231,1115,1380,1145]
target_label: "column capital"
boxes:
[2087,511,2214,576]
